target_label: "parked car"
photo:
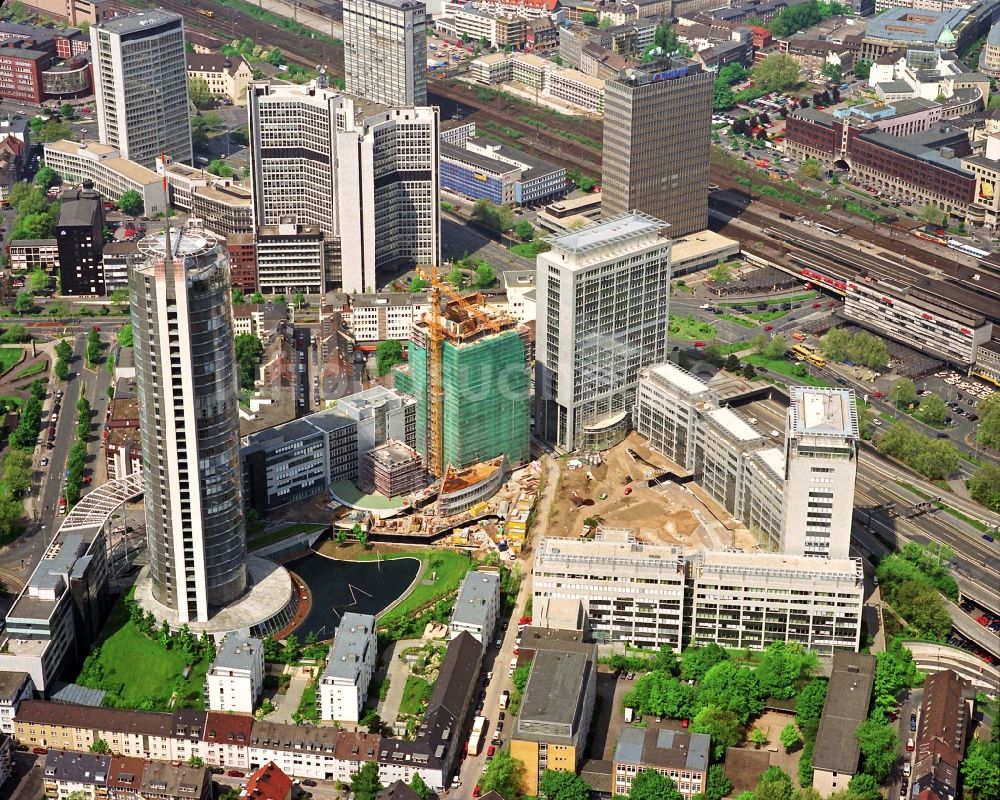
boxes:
[906,737,915,752]
[910,713,917,731]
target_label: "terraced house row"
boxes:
[14,632,484,791]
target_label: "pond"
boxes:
[285,551,421,640]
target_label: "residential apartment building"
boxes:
[41,749,212,800]
[347,293,431,342]
[811,652,876,797]
[320,613,377,723]
[242,762,293,800]
[55,188,105,296]
[43,140,168,215]
[0,671,33,735]
[688,551,864,655]
[7,239,58,274]
[186,53,254,105]
[781,387,859,560]
[613,728,710,800]
[248,80,440,293]
[240,387,416,514]
[533,530,687,650]
[510,632,597,795]
[449,570,500,644]
[911,670,972,800]
[535,213,671,452]
[344,0,427,107]
[131,227,248,623]
[601,58,713,238]
[90,10,193,168]
[206,635,264,714]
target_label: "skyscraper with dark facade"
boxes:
[131,226,247,623]
[600,59,712,238]
[56,188,104,295]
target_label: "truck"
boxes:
[792,332,806,341]
[499,690,510,710]
[467,716,486,756]
[625,707,634,723]
[58,496,67,514]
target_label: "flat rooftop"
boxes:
[97,9,183,35]
[813,652,876,773]
[697,550,862,582]
[537,529,683,567]
[323,613,375,682]
[519,649,589,730]
[211,634,261,672]
[670,229,739,264]
[704,406,762,443]
[645,362,713,399]
[545,212,668,262]
[789,387,859,438]
[452,571,500,627]
[367,440,421,468]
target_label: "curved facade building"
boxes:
[131,226,247,623]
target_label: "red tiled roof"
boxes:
[242,761,292,800]
[107,756,146,791]
[203,712,253,745]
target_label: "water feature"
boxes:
[285,551,420,640]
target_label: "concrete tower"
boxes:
[131,226,247,623]
[343,0,427,107]
[781,387,860,559]
[600,59,712,238]
[90,9,193,168]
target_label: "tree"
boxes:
[872,641,919,717]
[755,768,793,800]
[754,641,817,700]
[409,276,429,292]
[357,529,370,549]
[110,288,130,314]
[208,160,235,178]
[742,362,757,379]
[512,663,531,692]
[846,774,880,800]
[117,189,143,216]
[335,529,348,546]
[821,63,843,82]
[34,165,60,191]
[409,773,430,800]
[681,644,728,681]
[696,661,765,724]
[692,705,742,761]
[855,716,897,783]
[234,333,264,390]
[968,463,1000,512]
[753,54,801,93]
[251,292,265,304]
[540,769,590,800]
[89,738,111,754]
[708,263,732,284]
[14,291,34,314]
[630,769,684,800]
[961,737,1000,800]
[376,339,405,376]
[0,324,30,344]
[59,103,76,120]
[55,359,69,381]
[653,646,680,676]
[187,755,205,767]
[779,723,801,753]
[471,197,515,232]
[801,158,822,180]
[582,11,598,25]
[755,333,788,360]
[894,580,951,640]
[473,262,497,290]
[28,268,50,293]
[447,267,465,289]
[917,393,948,426]
[479,750,526,800]
[919,204,946,226]
[713,79,736,111]
[350,762,383,800]
[977,394,1000,449]
[750,728,768,748]
[293,291,306,308]
[855,59,871,79]
[188,77,215,109]
[705,765,733,800]
[889,378,916,408]
[514,219,535,241]
[232,287,245,305]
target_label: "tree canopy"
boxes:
[234,333,263,390]
[376,339,405,376]
[540,769,590,800]
[752,54,802,93]
[479,750,526,800]
[117,189,143,216]
[629,769,684,800]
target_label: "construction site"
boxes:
[544,432,762,554]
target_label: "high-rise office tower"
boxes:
[343,0,427,107]
[781,387,860,560]
[90,9,192,168]
[535,212,671,452]
[131,226,248,624]
[248,79,439,293]
[601,59,712,238]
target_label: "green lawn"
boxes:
[0,348,23,376]
[12,361,46,380]
[510,241,548,258]
[746,309,789,323]
[669,315,717,340]
[399,674,433,716]
[248,522,327,550]
[295,680,319,722]
[744,354,832,388]
[358,549,475,627]
[719,313,758,329]
[76,593,209,710]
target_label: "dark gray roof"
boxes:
[57,195,102,229]
[322,614,375,683]
[43,750,111,784]
[377,781,421,800]
[614,727,711,772]
[451,571,499,628]
[877,80,914,94]
[0,671,30,703]
[441,142,520,177]
[519,649,588,728]
[812,652,876,774]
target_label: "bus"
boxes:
[815,223,842,235]
[791,344,827,367]
[467,716,486,756]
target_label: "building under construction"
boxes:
[396,293,531,473]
